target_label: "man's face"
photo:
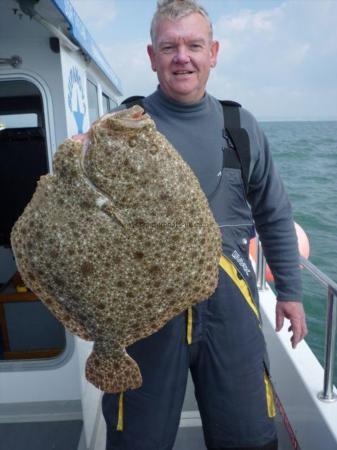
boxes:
[147,13,219,104]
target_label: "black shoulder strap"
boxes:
[220,100,251,195]
[121,96,145,108]
[121,96,251,195]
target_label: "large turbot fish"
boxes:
[11,106,222,393]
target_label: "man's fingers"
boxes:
[275,307,284,332]
[71,133,88,142]
[289,315,308,349]
[275,301,308,348]
[291,317,308,348]
[291,324,302,348]
[291,323,306,348]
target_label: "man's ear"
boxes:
[147,45,157,72]
[210,40,219,68]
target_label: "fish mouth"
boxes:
[99,105,152,129]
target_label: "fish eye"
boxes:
[129,137,137,147]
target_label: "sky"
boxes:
[71,0,337,121]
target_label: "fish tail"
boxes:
[85,343,142,393]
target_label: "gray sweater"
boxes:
[142,88,302,301]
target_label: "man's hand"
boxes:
[275,301,308,349]
[71,133,88,143]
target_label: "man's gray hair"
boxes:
[150,0,213,45]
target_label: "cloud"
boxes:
[71,0,117,29]
[216,6,283,33]
[210,1,337,119]
[101,40,158,100]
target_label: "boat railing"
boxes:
[255,239,337,402]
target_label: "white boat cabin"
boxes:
[0,1,121,448]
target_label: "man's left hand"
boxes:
[275,301,308,349]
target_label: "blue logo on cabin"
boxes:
[67,67,86,133]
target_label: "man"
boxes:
[102,1,307,449]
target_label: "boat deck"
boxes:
[0,420,82,450]
[0,404,293,450]
[1,371,294,450]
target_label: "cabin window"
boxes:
[110,98,118,110]
[102,93,118,113]
[102,93,110,114]
[87,79,99,124]
[0,113,38,128]
[0,79,67,364]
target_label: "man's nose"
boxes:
[173,47,190,64]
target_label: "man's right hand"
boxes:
[71,133,88,143]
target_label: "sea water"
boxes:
[261,121,337,383]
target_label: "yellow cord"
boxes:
[264,373,277,418]
[187,307,193,345]
[117,392,124,431]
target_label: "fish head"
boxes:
[83,106,162,204]
[89,105,155,145]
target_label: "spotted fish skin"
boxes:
[11,106,222,393]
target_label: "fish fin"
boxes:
[41,295,92,341]
[31,284,92,340]
[85,343,142,393]
[10,260,92,341]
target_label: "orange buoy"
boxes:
[249,222,310,282]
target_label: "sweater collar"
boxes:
[154,86,209,114]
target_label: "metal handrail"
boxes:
[299,256,337,295]
[299,256,337,402]
[255,240,337,402]
[256,239,267,291]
